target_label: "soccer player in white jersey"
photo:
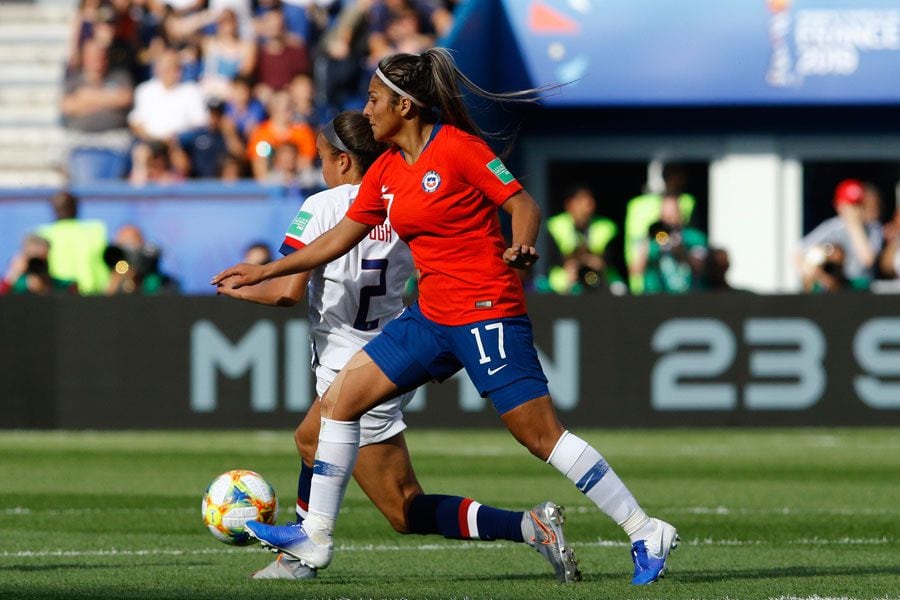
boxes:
[215,111,581,583]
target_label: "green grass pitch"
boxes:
[1,428,898,600]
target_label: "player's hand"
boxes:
[215,274,242,298]
[503,244,540,269]
[211,263,266,289]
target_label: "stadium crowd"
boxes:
[61,0,459,185]
[4,0,900,297]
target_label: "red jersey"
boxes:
[346,124,526,326]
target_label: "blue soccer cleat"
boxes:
[630,518,679,585]
[244,521,333,569]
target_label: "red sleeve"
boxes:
[457,131,523,206]
[346,154,389,226]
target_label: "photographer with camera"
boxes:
[633,192,708,294]
[543,185,621,295]
[1,233,78,296]
[798,179,883,293]
[103,225,179,295]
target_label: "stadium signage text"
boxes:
[651,317,900,411]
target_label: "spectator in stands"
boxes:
[90,2,140,81]
[368,1,435,63]
[797,179,883,291]
[635,192,708,294]
[312,0,371,115]
[128,49,209,180]
[36,191,110,295]
[625,164,696,294]
[288,73,324,128]
[878,207,900,280]
[243,241,273,266]
[265,143,300,185]
[224,75,267,142]
[543,185,620,295]
[254,8,311,104]
[130,140,185,185]
[104,224,179,294]
[201,8,256,100]
[209,0,255,40]
[61,38,134,184]
[69,0,139,79]
[0,234,76,296]
[246,91,316,183]
[219,153,246,181]
[173,98,245,178]
[68,0,105,74]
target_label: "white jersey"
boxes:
[280,183,415,371]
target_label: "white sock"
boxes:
[547,430,652,542]
[305,418,360,541]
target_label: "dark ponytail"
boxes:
[377,47,548,140]
[325,111,389,175]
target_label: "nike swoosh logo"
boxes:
[381,185,389,193]
[487,364,508,376]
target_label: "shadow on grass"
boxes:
[674,564,900,583]
[0,560,211,573]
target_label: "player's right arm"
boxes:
[216,271,310,307]
[212,216,372,289]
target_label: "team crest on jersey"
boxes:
[421,170,442,193]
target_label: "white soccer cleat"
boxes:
[528,501,582,583]
[251,553,318,580]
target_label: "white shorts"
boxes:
[315,364,414,447]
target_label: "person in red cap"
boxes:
[798,179,883,291]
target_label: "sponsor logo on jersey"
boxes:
[421,170,442,193]
[486,158,515,185]
[287,210,313,238]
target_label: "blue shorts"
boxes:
[363,303,549,414]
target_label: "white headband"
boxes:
[375,67,425,107]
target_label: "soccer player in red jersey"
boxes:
[217,111,578,582]
[213,48,678,585]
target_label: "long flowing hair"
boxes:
[376,48,552,141]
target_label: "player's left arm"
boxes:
[216,271,310,307]
[212,217,372,288]
[500,191,541,268]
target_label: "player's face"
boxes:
[316,133,342,188]
[364,77,403,142]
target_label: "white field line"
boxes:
[568,505,899,517]
[0,536,892,559]
[770,597,900,600]
[4,505,898,517]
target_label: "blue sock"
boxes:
[295,461,313,521]
[407,494,525,542]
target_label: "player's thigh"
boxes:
[449,314,550,414]
[353,433,423,533]
[320,350,400,421]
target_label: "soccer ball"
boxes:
[201,469,279,545]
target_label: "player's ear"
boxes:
[338,152,352,175]
[398,96,413,117]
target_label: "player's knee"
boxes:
[517,428,561,461]
[293,424,316,464]
[386,510,411,534]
